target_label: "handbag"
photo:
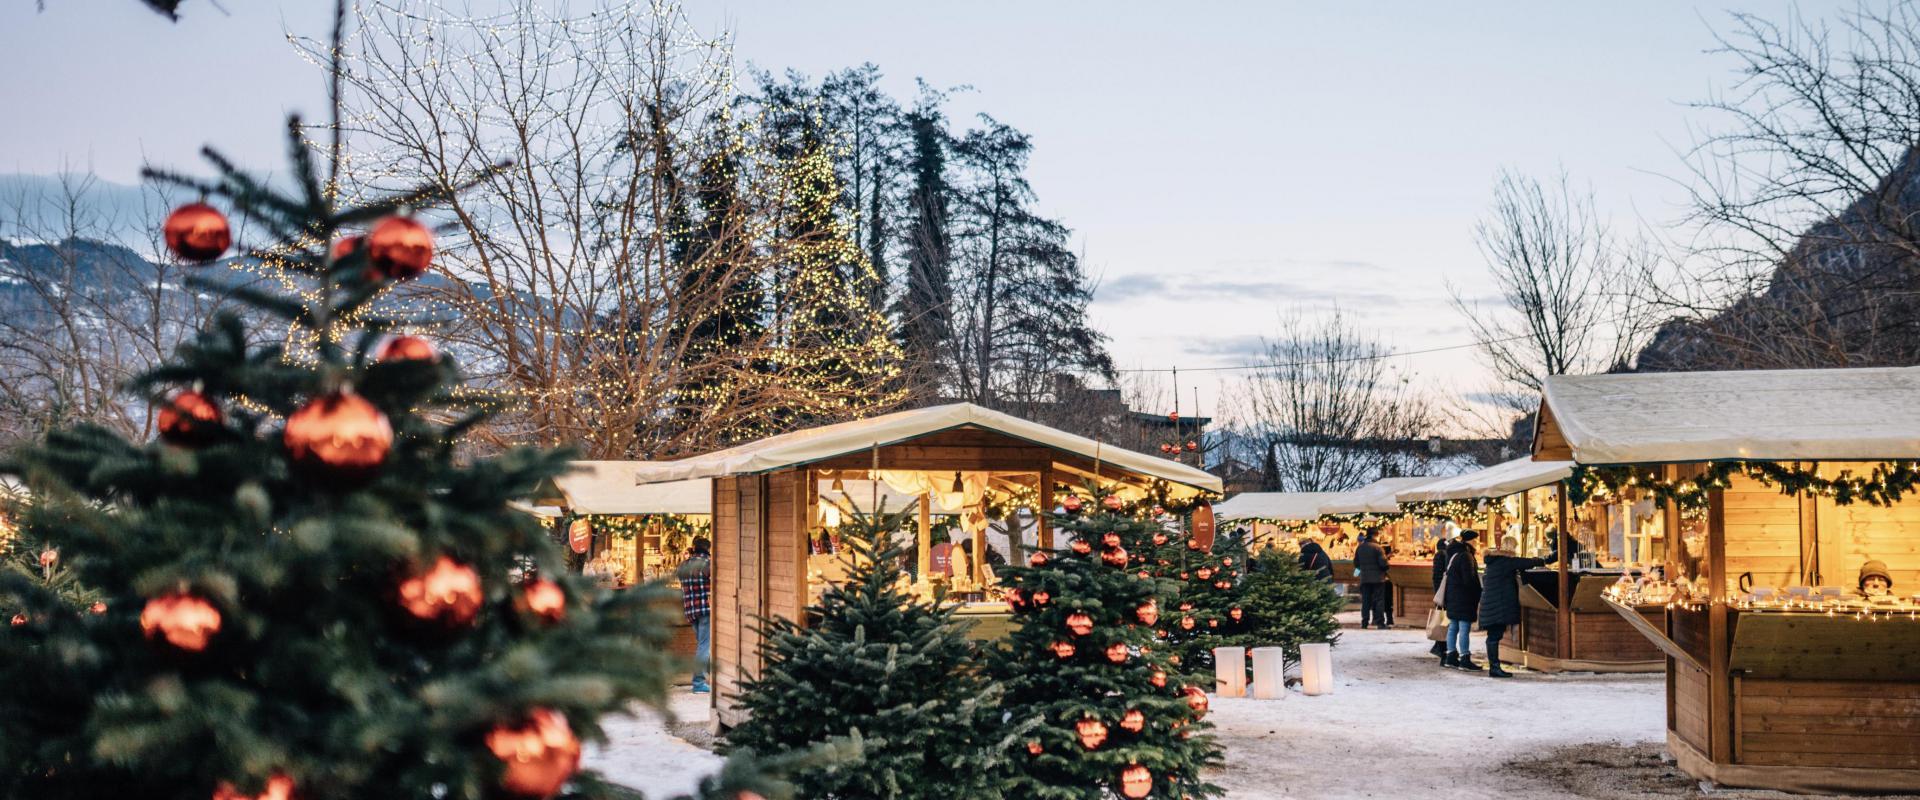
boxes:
[1425,554,1457,642]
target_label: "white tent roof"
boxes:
[550,462,711,515]
[1538,366,1920,464]
[1395,458,1573,502]
[1213,492,1346,521]
[628,402,1223,492]
[1318,477,1445,514]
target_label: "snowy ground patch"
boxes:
[585,690,723,798]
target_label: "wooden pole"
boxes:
[1706,485,1732,764]
[917,492,932,584]
[1662,465,1681,581]
[1796,462,1821,585]
[1518,489,1532,553]
[1556,484,1573,661]
[1038,469,1054,550]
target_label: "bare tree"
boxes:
[1224,310,1439,492]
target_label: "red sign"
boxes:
[1191,502,1215,551]
[568,518,592,554]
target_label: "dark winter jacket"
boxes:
[1441,544,1482,622]
[1298,541,1334,583]
[1353,541,1390,584]
[1430,541,1452,590]
[1478,552,1551,627]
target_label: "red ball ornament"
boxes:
[1188,538,1205,551]
[1101,547,1128,567]
[1061,495,1084,512]
[163,202,231,263]
[1216,580,1232,590]
[211,773,296,800]
[398,555,483,626]
[1026,741,1043,756]
[284,390,393,483]
[1184,685,1210,716]
[1071,539,1092,555]
[1105,642,1129,663]
[375,334,439,364]
[519,579,566,623]
[1222,557,1234,566]
[1153,533,1168,546]
[1180,616,1195,631]
[1003,588,1026,609]
[158,389,223,446]
[90,601,107,615]
[1032,591,1050,606]
[1150,668,1167,688]
[1120,764,1152,799]
[1066,612,1093,637]
[1196,567,1214,580]
[1168,411,1179,422]
[1102,495,1124,510]
[1179,603,1193,611]
[37,549,56,568]
[1136,570,1150,580]
[1179,572,1189,580]
[1050,640,1076,659]
[1102,532,1121,548]
[9,614,24,627]
[140,591,222,652]
[1120,709,1146,733]
[1229,607,1244,621]
[329,233,363,263]
[1136,600,1159,626]
[486,708,582,800]
[1028,552,1048,567]
[1076,717,1108,749]
[1186,440,1198,451]
[366,215,435,280]
[1208,618,1219,628]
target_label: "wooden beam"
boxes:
[1797,462,1821,585]
[1707,485,1733,764]
[917,492,932,583]
[1663,465,1682,582]
[1038,469,1054,550]
[1557,485,1573,661]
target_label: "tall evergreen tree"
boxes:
[894,97,956,402]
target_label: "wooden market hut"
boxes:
[1213,491,1345,549]
[1315,477,1446,608]
[1536,366,1920,792]
[629,402,1223,728]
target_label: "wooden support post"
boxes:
[917,492,932,583]
[1797,462,1821,585]
[1518,489,1531,554]
[1706,486,1733,764]
[1557,485,1573,661]
[1037,469,1054,550]
[1662,465,1682,580]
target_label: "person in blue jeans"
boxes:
[677,537,713,693]
[1439,529,1483,670]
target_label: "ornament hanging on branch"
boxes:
[518,579,566,623]
[485,708,581,800]
[1075,717,1108,749]
[1120,709,1145,733]
[397,555,483,626]
[284,389,392,484]
[140,591,222,652]
[1136,600,1159,626]
[1120,764,1153,799]
[365,216,435,281]
[157,389,223,447]
[1066,612,1093,636]
[211,773,296,800]
[1050,641,1076,659]
[375,334,439,364]
[162,202,231,263]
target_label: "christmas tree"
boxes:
[1155,524,1250,679]
[1223,546,1344,664]
[994,492,1222,800]
[0,112,787,799]
[727,501,1015,800]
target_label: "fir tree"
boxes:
[994,492,1223,800]
[0,114,787,800]
[728,502,1014,800]
[1156,526,1251,679]
[1224,546,1344,664]
[894,98,955,401]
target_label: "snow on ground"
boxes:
[586,621,1669,799]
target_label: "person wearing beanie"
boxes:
[1429,532,1455,657]
[1441,530,1484,669]
[1478,534,1552,678]
[1354,529,1392,629]
[1860,559,1895,598]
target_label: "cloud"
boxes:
[1094,272,1402,307]
[1179,334,1269,360]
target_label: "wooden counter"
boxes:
[1514,570,1663,672]
[1388,562,1433,628]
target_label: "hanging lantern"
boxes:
[140,591,222,652]
[1101,547,1128,567]
[486,708,582,800]
[1105,642,1129,663]
[1032,591,1051,606]
[1151,668,1167,688]
[1066,612,1093,636]
[519,579,566,623]
[1120,764,1152,799]
[1184,685,1210,716]
[1076,718,1108,749]
[1229,607,1244,621]
[1028,552,1048,567]
[1071,540,1092,555]
[1136,600,1159,626]
[211,773,296,800]
[397,555,483,626]
[1050,640,1076,659]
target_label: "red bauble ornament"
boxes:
[329,233,363,263]
[520,579,566,623]
[1179,572,1189,580]
[1102,532,1121,548]
[1121,764,1152,799]
[1153,533,1168,546]
[1003,588,1026,609]
[1032,591,1050,606]
[90,601,107,615]
[1137,570,1150,580]
[366,216,435,280]
[375,334,439,364]
[1101,547,1128,567]
[211,773,296,800]
[1071,539,1092,555]
[1136,600,1159,626]
[1196,567,1214,580]
[1215,580,1232,590]
[1151,668,1167,688]
[1188,538,1205,551]
[1222,557,1234,566]
[157,389,223,446]
[1026,741,1043,755]
[9,614,25,627]
[1180,616,1195,631]
[1184,685,1210,716]
[1158,443,1172,454]
[1061,495,1083,512]
[1050,640,1076,659]
[1105,642,1129,663]
[1120,709,1146,733]
[1102,495,1124,510]
[1076,718,1108,749]
[1186,440,1197,451]
[1028,552,1048,567]
[1179,603,1193,611]
[37,549,56,568]
[487,708,582,800]
[140,591,222,652]
[284,390,393,482]
[163,202,231,263]
[1066,612,1093,636]
[1208,618,1219,628]
[398,555,483,626]
[1229,607,1244,621]
[1168,411,1179,422]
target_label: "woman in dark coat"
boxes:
[1440,530,1482,669]
[1428,536,1453,656]
[1478,535,1551,678]
[1297,537,1335,583]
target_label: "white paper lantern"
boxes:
[1250,646,1287,700]
[1212,646,1246,697]
[1300,642,1334,696]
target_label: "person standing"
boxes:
[1479,535,1551,678]
[1298,535,1335,583]
[1441,530,1483,670]
[1429,534,1453,657]
[677,537,714,694]
[1354,531,1391,629]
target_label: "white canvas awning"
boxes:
[1213,492,1347,521]
[628,403,1223,493]
[1318,477,1446,515]
[1395,458,1573,502]
[549,462,711,515]
[1535,366,1920,464]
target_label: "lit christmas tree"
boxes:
[1154,524,1250,679]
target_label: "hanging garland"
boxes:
[562,513,712,555]
[1568,461,1920,509]
[1399,499,1481,522]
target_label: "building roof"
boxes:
[1534,366,1920,464]
[1318,476,1447,514]
[543,461,712,515]
[628,402,1223,492]
[1394,457,1573,502]
[1213,491,1347,521]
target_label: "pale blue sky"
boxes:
[0,1,1842,425]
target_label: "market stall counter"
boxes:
[1516,568,1663,673]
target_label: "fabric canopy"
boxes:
[1318,477,1446,514]
[1537,366,1920,464]
[1213,492,1347,521]
[1395,457,1573,502]
[627,402,1223,492]
[550,461,711,515]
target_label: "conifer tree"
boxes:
[728,502,1014,799]
[894,99,955,400]
[1157,526,1250,678]
[0,113,787,800]
[994,492,1222,800]
[1224,546,1344,664]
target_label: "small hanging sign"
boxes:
[568,518,593,554]
[1191,502,1216,551]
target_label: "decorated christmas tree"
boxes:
[994,491,1222,800]
[727,501,1014,799]
[1156,524,1250,679]
[0,113,786,800]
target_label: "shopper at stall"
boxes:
[1441,530,1483,670]
[1354,531,1391,629]
[677,537,713,694]
[1860,559,1895,598]
[1298,535,1335,584]
[1429,533,1454,657]
[1480,535,1552,678]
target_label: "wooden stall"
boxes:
[1536,366,1920,793]
[630,403,1223,729]
[1212,491,1345,552]
[1319,477,1448,623]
